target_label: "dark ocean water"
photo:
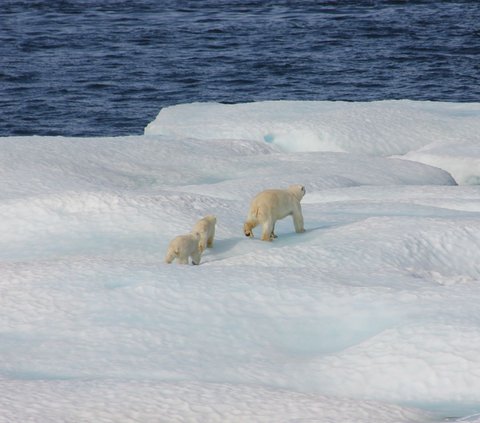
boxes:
[1,0,479,137]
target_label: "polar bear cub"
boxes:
[244,184,305,241]
[192,215,217,253]
[165,232,202,265]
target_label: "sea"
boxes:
[1,0,479,137]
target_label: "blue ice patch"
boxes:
[263,133,274,143]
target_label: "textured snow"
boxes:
[0,380,434,423]
[2,101,480,422]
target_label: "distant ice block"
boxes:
[397,139,480,185]
[145,100,480,157]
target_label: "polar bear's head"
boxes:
[287,184,306,201]
[204,215,217,224]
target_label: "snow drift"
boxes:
[2,100,480,422]
[146,100,480,184]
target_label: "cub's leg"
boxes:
[177,253,189,265]
[207,229,215,248]
[198,235,207,253]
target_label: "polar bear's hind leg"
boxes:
[271,222,278,239]
[261,220,275,241]
[207,234,214,248]
[165,249,177,264]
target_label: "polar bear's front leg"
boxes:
[292,205,305,233]
[270,222,278,239]
[198,234,207,253]
[177,253,189,265]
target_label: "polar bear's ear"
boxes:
[297,185,306,199]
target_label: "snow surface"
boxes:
[2,100,480,422]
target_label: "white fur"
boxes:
[243,184,305,241]
[165,232,202,265]
[192,215,217,253]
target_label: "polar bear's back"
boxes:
[257,188,284,199]
[169,233,200,254]
[249,189,297,220]
[193,215,216,233]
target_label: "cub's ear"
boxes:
[301,185,306,194]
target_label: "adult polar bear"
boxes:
[243,184,306,241]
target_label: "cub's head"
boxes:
[288,184,306,201]
[204,215,217,224]
[243,222,254,238]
